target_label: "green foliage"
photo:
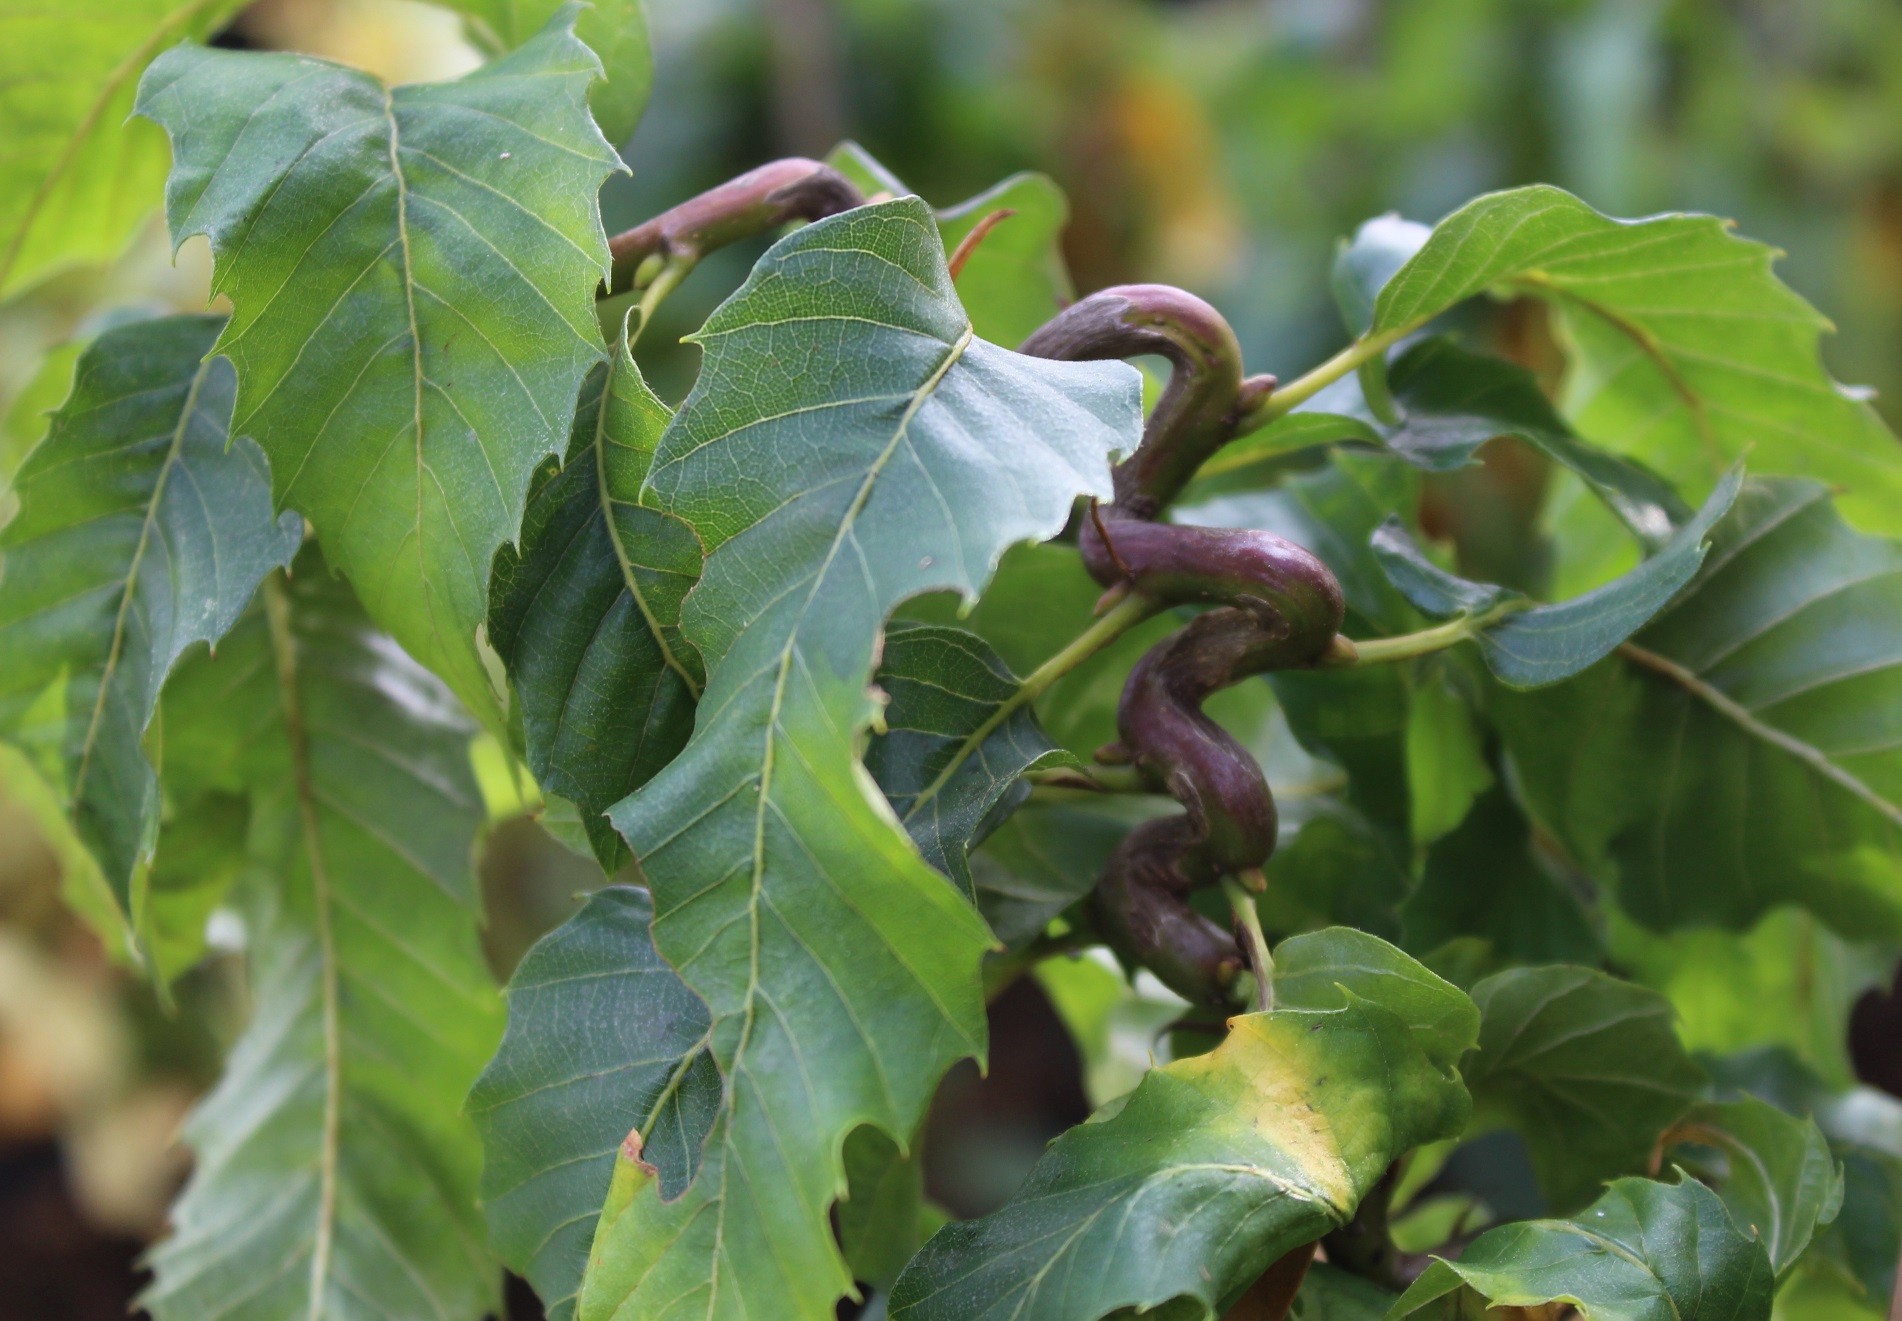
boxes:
[0,0,245,298]
[0,314,298,936]
[1,17,1896,1320]
[1391,1176,1776,1321]
[135,11,623,726]
[584,199,1139,1319]
[486,330,700,870]
[1465,964,1706,1208]
[143,560,503,1321]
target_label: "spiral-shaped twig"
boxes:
[1023,287,1344,1004]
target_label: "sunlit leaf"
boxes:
[1368,185,1902,532]
[582,198,1140,1320]
[0,0,244,297]
[0,313,299,934]
[136,12,622,723]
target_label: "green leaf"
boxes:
[1291,1264,1398,1321]
[1372,465,1742,688]
[437,0,652,147]
[1493,478,1902,938]
[1204,340,1686,552]
[827,141,1073,349]
[1402,784,1601,967]
[0,0,244,297]
[0,313,300,933]
[1389,1175,1775,1321]
[487,332,701,870]
[136,12,623,725]
[585,198,1141,1320]
[838,1126,931,1292]
[1272,926,1480,1071]
[1333,214,1429,337]
[468,885,716,1321]
[1465,964,1706,1209]
[143,791,248,988]
[1368,185,1902,533]
[1405,672,1493,845]
[970,795,1161,949]
[866,621,1076,898]
[889,999,1472,1321]
[144,560,504,1321]
[1668,1096,1842,1276]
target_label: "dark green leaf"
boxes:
[1465,964,1705,1208]
[1402,784,1601,967]
[468,886,716,1321]
[144,560,503,1321]
[1668,1096,1842,1276]
[866,622,1076,898]
[137,13,623,724]
[969,795,1164,949]
[1371,465,1742,688]
[1369,185,1902,532]
[142,791,248,989]
[1390,1175,1774,1321]
[585,199,1140,1319]
[1290,1264,1397,1321]
[0,313,299,933]
[839,1125,930,1292]
[889,999,1471,1321]
[487,333,701,870]
[1494,478,1902,938]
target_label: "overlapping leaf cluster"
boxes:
[1,5,1899,1320]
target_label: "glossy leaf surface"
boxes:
[137,13,622,721]
[144,561,503,1321]
[488,335,701,869]
[0,313,298,931]
[584,198,1140,1320]
[1391,1175,1774,1321]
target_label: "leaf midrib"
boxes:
[67,348,215,864]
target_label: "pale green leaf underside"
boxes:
[1391,1176,1774,1321]
[1372,184,1902,533]
[0,0,243,297]
[145,560,503,1321]
[587,198,1140,1320]
[1496,478,1902,939]
[866,621,1076,899]
[469,886,716,1321]
[136,11,622,722]
[1466,965,1705,1210]
[488,336,701,870]
[0,313,298,931]
[890,995,1470,1321]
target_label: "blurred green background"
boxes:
[4,0,1902,1316]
